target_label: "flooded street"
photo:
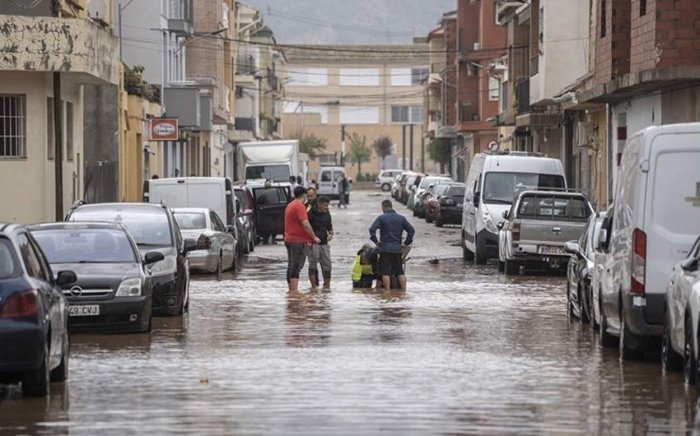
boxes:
[1,191,698,434]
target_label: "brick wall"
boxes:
[630,0,700,73]
[595,0,630,85]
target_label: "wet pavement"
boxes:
[1,191,699,434]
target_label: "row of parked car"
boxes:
[0,176,295,396]
[560,124,700,392]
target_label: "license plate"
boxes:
[69,305,100,317]
[539,246,566,255]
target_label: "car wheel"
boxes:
[620,316,643,361]
[662,308,682,372]
[497,260,505,273]
[435,218,444,228]
[684,317,698,385]
[599,293,617,348]
[426,214,434,224]
[579,285,590,324]
[567,281,575,319]
[462,233,474,262]
[382,183,391,192]
[50,333,69,383]
[474,238,487,265]
[231,252,239,273]
[504,259,520,275]
[22,342,50,397]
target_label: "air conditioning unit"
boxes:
[575,122,592,147]
[473,42,481,51]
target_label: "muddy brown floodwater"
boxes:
[1,191,699,434]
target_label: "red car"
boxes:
[425,184,450,223]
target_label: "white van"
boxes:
[598,123,700,360]
[461,152,566,264]
[317,166,349,200]
[143,177,237,228]
[376,169,403,191]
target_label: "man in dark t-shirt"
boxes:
[308,196,333,289]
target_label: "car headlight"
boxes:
[483,208,499,234]
[149,255,177,277]
[115,278,142,297]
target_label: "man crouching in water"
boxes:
[369,199,415,291]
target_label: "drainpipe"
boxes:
[53,72,63,220]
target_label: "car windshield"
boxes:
[32,228,138,264]
[0,238,20,279]
[70,208,173,247]
[517,195,591,221]
[483,172,566,204]
[174,212,207,230]
[448,186,466,197]
[421,178,449,189]
[246,165,290,183]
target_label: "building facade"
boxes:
[0,0,119,223]
[282,43,433,180]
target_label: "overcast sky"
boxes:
[243,0,456,44]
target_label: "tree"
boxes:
[347,132,371,178]
[428,138,452,173]
[373,136,393,170]
[299,133,327,159]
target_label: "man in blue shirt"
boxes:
[369,199,415,291]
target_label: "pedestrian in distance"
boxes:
[338,175,349,208]
[308,196,334,290]
[284,186,321,293]
[369,199,415,292]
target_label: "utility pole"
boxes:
[421,125,425,172]
[402,125,406,170]
[118,0,135,62]
[53,73,64,221]
[340,124,346,166]
[409,124,414,171]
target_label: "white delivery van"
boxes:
[238,140,299,183]
[317,166,349,201]
[143,177,237,228]
[598,123,700,360]
[461,152,566,264]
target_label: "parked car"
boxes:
[376,169,403,192]
[433,183,466,227]
[393,171,416,201]
[498,191,593,275]
[601,123,700,360]
[172,208,238,277]
[564,212,606,323]
[0,223,77,397]
[414,184,436,219]
[67,202,197,316]
[462,152,567,264]
[29,222,162,333]
[412,175,453,215]
[391,175,403,200]
[234,186,256,254]
[591,206,617,347]
[402,174,422,205]
[317,166,350,202]
[246,182,292,243]
[662,235,700,384]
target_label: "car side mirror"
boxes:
[236,201,242,215]
[144,251,165,265]
[497,222,504,230]
[596,228,608,251]
[183,238,197,254]
[55,270,77,286]
[564,240,580,255]
[226,225,236,233]
[502,210,509,220]
[474,191,481,208]
[681,257,699,272]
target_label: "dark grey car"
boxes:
[30,222,165,333]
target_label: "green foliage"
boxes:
[373,136,393,169]
[124,64,157,102]
[428,138,452,167]
[356,173,366,182]
[299,134,327,159]
[347,133,372,177]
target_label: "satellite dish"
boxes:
[488,141,500,152]
[87,0,108,21]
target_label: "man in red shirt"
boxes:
[285,186,321,292]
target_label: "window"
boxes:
[32,229,139,264]
[66,101,74,162]
[600,0,607,38]
[211,212,226,232]
[70,208,174,247]
[339,68,379,87]
[17,234,46,281]
[288,68,328,87]
[517,195,591,221]
[489,77,500,101]
[0,95,26,158]
[640,0,646,16]
[390,68,429,86]
[339,106,379,125]
[47,98,54,160]
[0,238,20,279]
[174,212,207,230]
[391,105,423,124]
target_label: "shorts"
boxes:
[308,244,332,279]
[377,252,404,277]
[286,243,309,280]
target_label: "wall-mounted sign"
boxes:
[149,118,179,141]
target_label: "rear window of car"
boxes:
[32,228,137,264]
[70,207,173,247]
[448,186,466,197]
[0,238,20,279]
[517,195,591,221]
[254,187,289,205]
[173,212,207,230]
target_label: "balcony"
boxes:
[167,0,193,35]
[163,85,201,128]
[0,15,119,85]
